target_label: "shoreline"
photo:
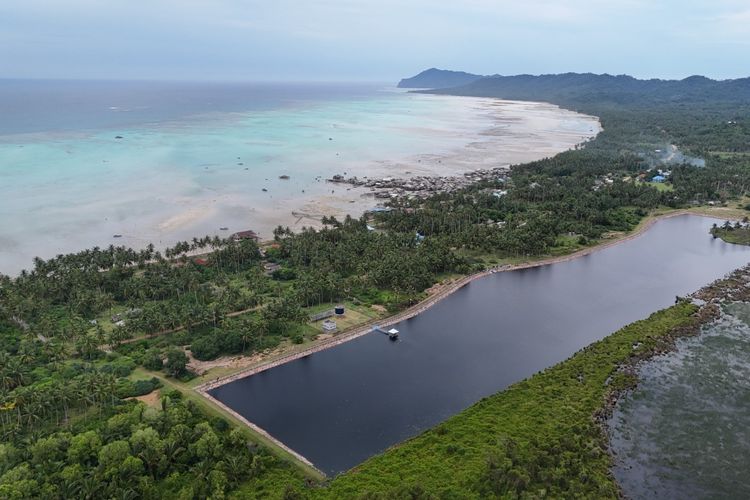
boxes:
[195,209,702,393]
[601,265,750,497]
[1,95,599,276]
[200,390,326,477]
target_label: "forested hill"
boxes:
[397,68,483,88]
[417,71,750,110]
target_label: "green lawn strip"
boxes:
[635,180,674,192]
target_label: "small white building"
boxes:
[322,319,337,332]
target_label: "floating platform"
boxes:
[373,325,399,340]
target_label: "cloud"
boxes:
[713,8,750,38]
[0,0,747,79]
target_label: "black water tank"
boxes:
[334,305,345,315]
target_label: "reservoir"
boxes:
[209,215,750,475]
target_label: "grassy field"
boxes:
[307,301,382,332]
[635,179,674,192]
[229,301,700,498]
[650,181,674,192]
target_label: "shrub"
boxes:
[190,337,221,361]
[219,330,243,354]
[211,417,230,433]
[116,380,136,398]
[132,378,161,397]
[165,348,188,377]
[142,349,164,371]
[163,389,183,401]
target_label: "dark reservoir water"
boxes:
[210,215,750,475]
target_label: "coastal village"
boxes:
[327,165,512,200]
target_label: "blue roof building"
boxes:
[652,175,666,183]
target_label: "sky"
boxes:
[1,0,749,81]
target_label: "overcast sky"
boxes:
[1,0,749,81]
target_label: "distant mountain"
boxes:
[397,68,484,89]
[415,71,750,110]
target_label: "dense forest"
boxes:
[1,71,750,498]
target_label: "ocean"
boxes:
[0,80,599,275]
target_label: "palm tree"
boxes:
[78,474,101,500]
[162,439,185,469]
[222,454,248,486]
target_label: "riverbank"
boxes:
[186,208,743,479]
[195,208,734,394]
[231,263,750,497]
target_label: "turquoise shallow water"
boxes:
[0,82,598,275]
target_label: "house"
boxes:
[231,230,259,242]
[652,175,666,183]
[310,309,334,322]
[321,319,337,332]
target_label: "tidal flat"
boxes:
[0,82,599,275]
[609,301,750,499]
